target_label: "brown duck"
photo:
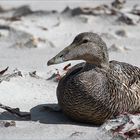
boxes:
[47,32,140,125]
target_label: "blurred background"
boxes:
[0,0,140,72]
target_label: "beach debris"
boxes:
[62,6,71,14]
[2,26,38,48]
[0,25,53,48]
[131,5,140,16]
[6,29,38,48]
[0,67,9,76]
[29,71,41,79]
[0,25,11,30]
[102,113,140,139]
[63,63,71,71]
[47,69,61,82]
[47,63,72,82]
[4,121,16,127]
[108,44,129,52]
[0,69,22,83]
[0,103,31,120]
[46,73,58,81]
[63,5,117,16]
[0,120,16,127]
[38,25,48,31]
[10,33,38,48]
[111,0,126,9]
[0,4,31,20]
[0,25,37,48]
[116,13,140,25]
[115,29,127,37]
[70,131,85,138]
[0,5,6,13]
[0,4,57,21]
[12,5,33,20]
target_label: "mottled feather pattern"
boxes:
[57,61,140,124]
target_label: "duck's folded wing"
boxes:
[109,60,140,89]
[66,62,85,77]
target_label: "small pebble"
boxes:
[115,29,127,37]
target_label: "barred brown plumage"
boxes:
[47,32,140,125]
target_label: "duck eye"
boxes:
[82,39,89,44]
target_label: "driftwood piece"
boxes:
[0,103,30,119]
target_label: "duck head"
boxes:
[47,32,109,68]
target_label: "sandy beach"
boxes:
[0,0,140,139]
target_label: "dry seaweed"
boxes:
[131,5,140,16]
[116,13,140,25]
[111,0,126,9]
[12,5,33,19]
[115,29,127,37]
[70,132,85,138]
[0,67,9,76]
[102,113,140,139]
[47,63,72,82]
[47,69,61,82]
[0,120,16,127]
[0,69,22,83]
[29,71,41,79]
[62,5,117,16]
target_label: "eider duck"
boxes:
[47,32,140,125]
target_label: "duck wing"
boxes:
[65,62,85,77]
[109,60,140,90]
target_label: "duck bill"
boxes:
[47,46,70,66]
[47,55,64,66]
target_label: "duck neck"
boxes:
[85,58,109,69]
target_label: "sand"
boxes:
[0,0,140,140]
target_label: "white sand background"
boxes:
[0,0,140,140]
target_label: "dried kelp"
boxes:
[102,113,140,139]
[47,63,72,82]
[12,5,33,20]
[0,69,22,83]
[111,0,126,9]
[0,25,38,48]
[131,5,140,16]
[29,71,41,79]
[116,13,140,25]
[0,120,16,127]
[64,5,117,16]
[47,69,61,82]
[115,29,127,37]
[0,67,9,76]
